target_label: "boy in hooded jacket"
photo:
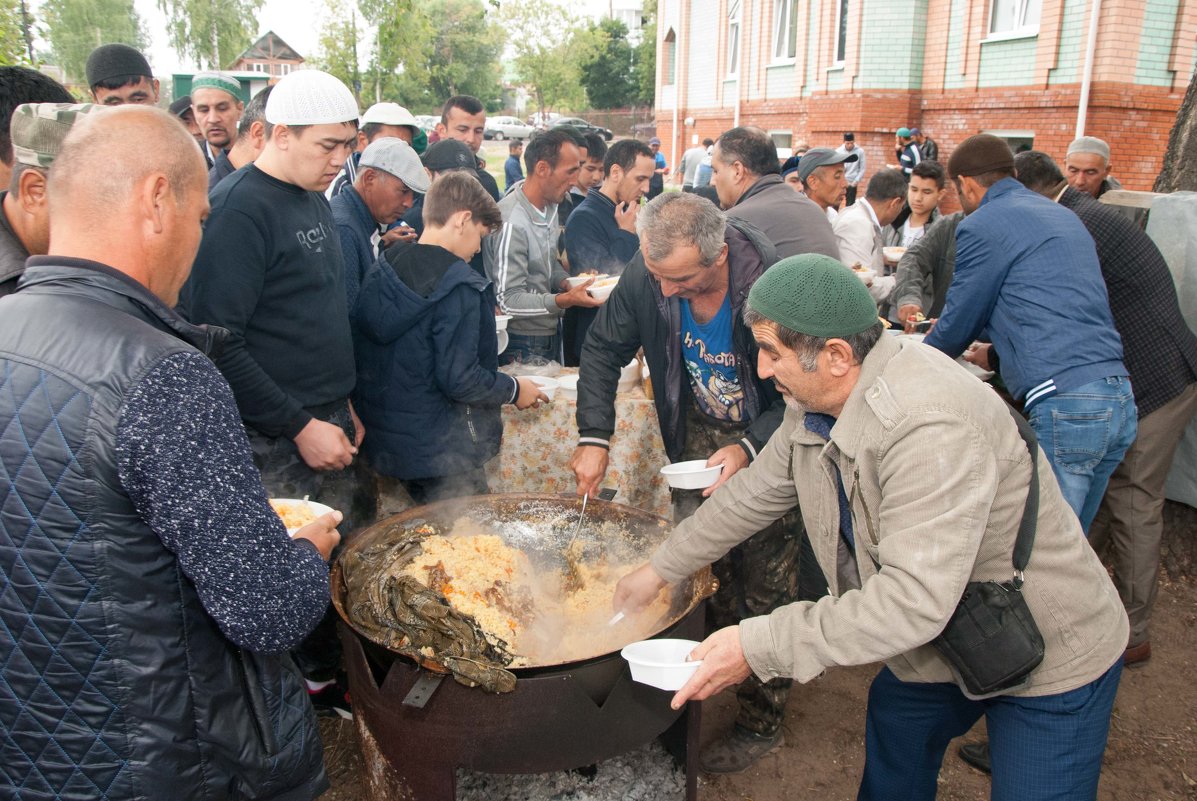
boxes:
[353,171,546,503]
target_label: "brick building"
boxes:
[229,31,305,84]
[654,0,1195,191]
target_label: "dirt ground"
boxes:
[318,573,1197,801]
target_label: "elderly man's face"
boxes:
[361,168,415,225]
[1065,152,1109,197]
[643,241,728,300]
[807,165,847,209]
[751,321,826,411]
[93,76,160,106]
[192,88,243,150]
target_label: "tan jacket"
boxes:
[652,334,1128,698]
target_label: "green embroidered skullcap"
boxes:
[11,103,101,168]
[747,254,879,338]
[191,72,242,101]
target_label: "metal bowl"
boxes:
[330,493,717,671]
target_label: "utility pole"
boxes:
[351,10,361,107]
[18,0,34,63]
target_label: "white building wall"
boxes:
[686,0,719,107]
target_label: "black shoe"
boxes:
[308,681,352,720]
[958,742,992,775]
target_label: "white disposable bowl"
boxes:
[622,639,703,691]
[270,498,336,537]
[883,246,907,263]
[588,276,620,301]
[566,273,607,289]
[851,266,876,284]
[659,460,723,489]
[525,375,559,401]
[557,373,579,400]
[495,314,512,332]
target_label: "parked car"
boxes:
[414,114,439,134]
[484,115,535,141]
[552,117,614,141]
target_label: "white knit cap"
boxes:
[265,69,359,125]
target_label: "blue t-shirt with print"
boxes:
[681,295,744,422]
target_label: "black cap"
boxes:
[421,138,476,172]
[85,43,152,88]
[168,96,192,118]
[843,132,855,141]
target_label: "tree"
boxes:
[315,0,360,103]
[157,0,263,69]
[0,3,27,65]
[578,18,636,109]
[634,0,657,107]
[500,0,587,118]
[41,0,148,82]
[1154,67,1197,193]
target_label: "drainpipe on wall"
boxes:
[1076,0,1103,137]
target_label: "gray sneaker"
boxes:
[699,728,785,774]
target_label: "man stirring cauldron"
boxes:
[614,254,1128,799]
[571,192,826,772]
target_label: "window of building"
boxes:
[773,0,799,61]
[834,0,849,64]
[280,63,292,75]
[251,62,265,73]
[988,0,1041,37]
[727,0,741,77]
[663,28,677,85]
[770,131,793,150]
[985,129,1035,153]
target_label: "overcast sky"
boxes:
[132,0,616,77]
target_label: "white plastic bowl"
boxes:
[588,276,620,301]
[525,375,559,401]
[557,373,579,400]
[495,314,512,332]
[621,639,703,691]
[851,266,876,284]
[566,273,607,289]
[659,460,723,490]
[882,246,907,263]
[270,498,336,537]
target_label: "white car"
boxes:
[485,116,535,140]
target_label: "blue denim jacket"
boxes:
[925,178,1126,407]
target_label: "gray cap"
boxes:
[797,147,857,183]
[360,136,430,193]
[1066,136,1110,162]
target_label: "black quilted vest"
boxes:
[0,259,328,801]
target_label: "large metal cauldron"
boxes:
[331,494,716,801]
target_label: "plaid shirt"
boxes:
[1060,185,1197,416]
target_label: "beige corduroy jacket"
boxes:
[651,333,1128,698]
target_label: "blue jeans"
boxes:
[499,331,561,366]
[1027,376,1137,533]
[859,661,1122,801]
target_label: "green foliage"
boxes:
[578,18,636,109]
[42,0,148,82]
[156,0,263,69]
[634,0,657,106]
[314,0,359,96]
[499,0,588,118]
[0,2,30,65]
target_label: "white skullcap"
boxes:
[265,69,359,126]
[1066,136,1111,162]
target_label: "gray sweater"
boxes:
[483,180,569,337]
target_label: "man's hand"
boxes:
[381,225,418,248]
[293,510,342,561]
[293,418,356,471]
[702,444,748,497]
[614,201,639,234]
[348,399,365,448]
[569,444,609,498]
[963,342,992,370]
[613,563,668,616]
[514,376,549,410]
[670,626,753,710]
[555,280,604,309]
[897,304,923,331]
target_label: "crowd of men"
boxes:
[0,39,1193,801]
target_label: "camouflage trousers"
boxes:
[674,405,828,737]
[247,400,379,682]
